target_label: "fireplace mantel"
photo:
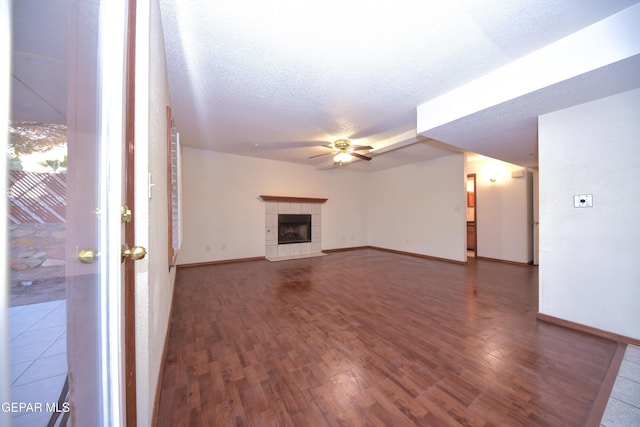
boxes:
[259,195,328,204]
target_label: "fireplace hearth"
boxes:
[278,214,311,244]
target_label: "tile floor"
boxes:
[8,300,67,427]
[6,300,640,426]
[601,344,640,427]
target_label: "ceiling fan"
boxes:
[308,139,374,163]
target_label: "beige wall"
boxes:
[367,154,467,262]
[179,150,470,265]
[134,1,176,425]
[539,88,640,340]
[178,148,369,264]
[466,155,533,263]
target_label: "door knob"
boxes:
[121,244,147,262]
[78,249,99,264]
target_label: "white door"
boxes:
[65,0,132,425]
[5,0,136,426]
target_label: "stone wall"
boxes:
[9,223,66,285]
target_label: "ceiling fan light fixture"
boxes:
[334,151,351,163]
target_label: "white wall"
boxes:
[539,88,640,340]
[178,148,369,264]
[367,154,466,262]
[467,155,532,263]
[134,1,176,425]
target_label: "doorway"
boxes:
[7,1,133,425]
[466,174,477,258]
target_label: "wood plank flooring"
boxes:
[156,249,618,426]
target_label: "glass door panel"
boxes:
[7,1,128,425]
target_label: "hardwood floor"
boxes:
[156,249,618,426]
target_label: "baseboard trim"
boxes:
[536,313,640,346]
[368,246,466,265]
[151,274,177,427]
[323,246,370,253]
[584,342,627,427]
[283,245,468,265]
[175,249,532,268]
[475,255,532,266]
[266,252,326,262]
[177,256,266,269]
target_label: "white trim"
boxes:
[97,0,127,424]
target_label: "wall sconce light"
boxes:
[482,161,507,184]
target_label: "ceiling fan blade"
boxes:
[250,140,330,150]
[308,152,334,159]
[351,145,373,151]
[350,152,372,161]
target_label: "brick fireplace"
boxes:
[260,195,327,261]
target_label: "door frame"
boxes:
[1,2,10,425]
[467,173,477,257]
[125,0,138,424]
[532,170,539,265]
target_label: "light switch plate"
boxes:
[573,194,593,208]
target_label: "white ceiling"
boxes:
[157,0,640,171]
[11,0,68,125]
[10,1,640,172]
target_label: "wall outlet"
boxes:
[573,194,593,208]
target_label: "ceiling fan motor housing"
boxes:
[334,139,351,150]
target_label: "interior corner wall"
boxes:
[178,148,369,265]
[367,154,466,262]
[466,156,532,263]
[134,1,177,425]
[538,88,640,340]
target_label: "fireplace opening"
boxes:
[278,214,312,244]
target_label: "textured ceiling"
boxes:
[157,0,640,171]
[10,1,640,172]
